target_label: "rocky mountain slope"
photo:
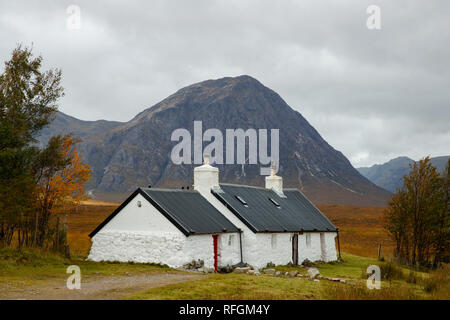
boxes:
[358,155,450,192]
[37,112,123,147]
[40,75,391,206]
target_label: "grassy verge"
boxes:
[0,247,174,287]
[125,254,448,300]
[1,248,447,300]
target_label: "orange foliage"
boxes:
[47,136,91,214]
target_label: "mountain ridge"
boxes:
[357,155,450,192]
[39,75,391,206]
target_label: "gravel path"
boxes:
[0,272,203,300]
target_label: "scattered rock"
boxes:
[339,279,346,284]
[181,259,207,272]
[218,266,233,273]
[263,268,275,275]
[275,271,282,277]
[234,267,251,274]
[307,267,320,279]
[248,270,255,275]
[313,279,320,282]
[331,278,340,282]
[288,270,299,278]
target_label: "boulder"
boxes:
[331,278,340,282]
[234,267,251,274]
[307,267,320,279]
[263,268,275,275]
[275,271,282,277]
[248,270,255,275]
[288,270,299,278]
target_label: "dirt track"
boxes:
[0,272,203,300]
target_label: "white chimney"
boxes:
[265,163,284,196]
[193,155,219,193]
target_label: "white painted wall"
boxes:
[99,193,182,234]
[219,233,242,266]
[87,192,241,268]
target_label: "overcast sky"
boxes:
[1,0,449,167]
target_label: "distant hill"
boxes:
[37,112,123,147]
[357,156,449,192]
[39,75,391,206]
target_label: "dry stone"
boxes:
[307,267,320,279]
[234,267,251,274]
[263,269,275,275]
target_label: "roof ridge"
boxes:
[220,183,266,190]
[140,187,197,193]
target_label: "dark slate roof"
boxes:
[211,184,337,233]
[89,188,239,238]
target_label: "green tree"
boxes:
[0,45,63,247]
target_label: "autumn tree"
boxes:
[384,157,449,267]
[33,135,91,248]
[433,159,450,266]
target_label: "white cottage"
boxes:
[88,160,340,270]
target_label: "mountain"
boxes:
[40,75,391,206]
[37,112,123,147]
[357,155,450,192]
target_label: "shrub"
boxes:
[406,271,419,284]
[421,264,449,298]
[380,262,404,281]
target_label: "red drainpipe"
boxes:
[212,234,218,272]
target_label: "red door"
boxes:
[212,234,218,272]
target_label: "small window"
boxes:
[271,234,277,249]
[268,198,281,208]
[137,201,142,207]
[306,233,311,248]
[235,195,248,207]
[228,235,234,246]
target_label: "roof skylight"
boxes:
[235,195,248,207]
[269,198,281,208]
